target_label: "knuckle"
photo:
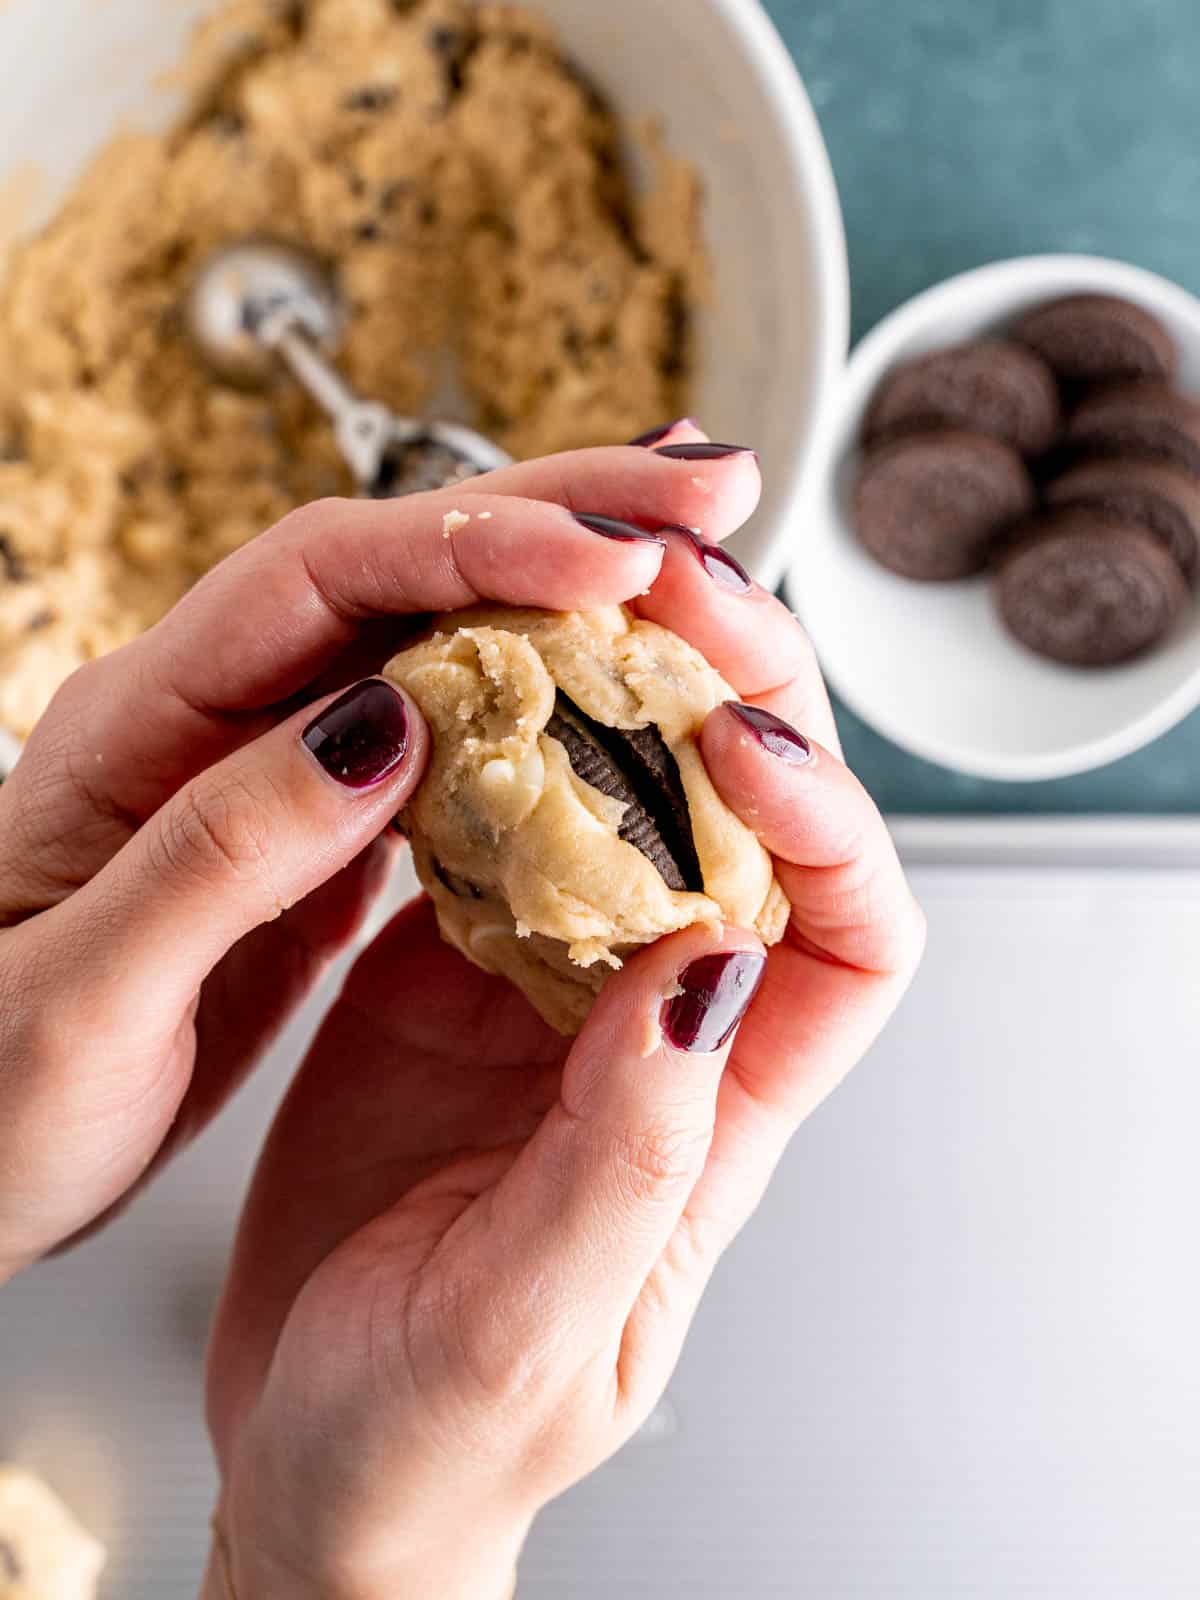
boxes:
[607,1116,712,1209]
[152,773,278,899]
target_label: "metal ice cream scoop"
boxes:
[186,239,511,497]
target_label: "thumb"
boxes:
[54,678,428,1017]
[485,925,767,1332]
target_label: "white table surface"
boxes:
[2,860,1198,1598]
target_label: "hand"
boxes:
[0,441,741,1275]
[205,425,925,1599]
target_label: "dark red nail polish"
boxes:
[574,513,666,546]
[629,419,694,447]
[665,525,753,593]
[302,679,410,789]
[655,442,756,462]
[728,702,812,765]
[663,952,767,1054]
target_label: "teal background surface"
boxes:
[761,0,1200,813]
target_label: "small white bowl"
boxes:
[788,254,1200,782]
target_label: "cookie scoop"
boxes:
[187,240,511,496]
[384,607,789,1034]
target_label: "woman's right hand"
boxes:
[204,426,925,1598]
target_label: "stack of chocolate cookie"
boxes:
[853,293,1198,667]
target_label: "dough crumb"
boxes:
[691,477,713,494]
[477,511,493,520]
[442,510,471,539]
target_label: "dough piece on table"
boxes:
[0,1468,105,1600]
[385,607,788,1035]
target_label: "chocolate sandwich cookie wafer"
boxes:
[853,430,1035,580]
[864,339,1061,457]
[1012,294,1177,388]
[996,507,1188,666]
[1066,382,1200,477]
[545,693,703,893]
[1045,458,1200,582]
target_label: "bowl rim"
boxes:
[713,0,850,594]
[787,251,1200,783]
[0,0,848,776]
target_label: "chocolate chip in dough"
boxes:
[0,534,28,583]
[343,86,397,113]
[0,1538,21,1581]
[547,694,703,893]
[432,858,484,899]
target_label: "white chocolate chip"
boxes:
[442,510,471,539]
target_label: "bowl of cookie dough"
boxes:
[0,0,848,771]
[793,254,1200,782]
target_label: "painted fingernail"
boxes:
[727,702,813,765]
[663,951,767,1054]
[655,442,756,461]
[665,525,752,594]
[629,418,694,447]
[574,513,666,545]
[302,679,410,789]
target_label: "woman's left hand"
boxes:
[204,426,926,1599]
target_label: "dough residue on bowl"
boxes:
[0,0,704,739]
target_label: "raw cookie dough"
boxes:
[0,0,703,738]
[0,1468,106,1600]
[385,606,789,1035]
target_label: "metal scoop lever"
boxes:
[186,240,511,496]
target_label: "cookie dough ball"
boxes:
[385,607,788,1035]
[863,339,1061,457]
[0,1468,105,1600]
[995,508,1188,667]
[853,430,1035,580]
[1012,294,1177,387]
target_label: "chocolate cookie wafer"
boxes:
[1066,382,1200,477]
[853,430,1035,580]
[1045,457,1200,582]
[996,507,1188,666]
[864,339,1061,457]
[1012,294,1177,388]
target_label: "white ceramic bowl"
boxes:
[0,0,848,775]
[788,254,1200,783]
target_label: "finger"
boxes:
[632,527,841,754]
[464,440,761,544]
[699,702,924,1139]
[0,492,664,915]
[480,925,767,1339]
[46,678,430,1021]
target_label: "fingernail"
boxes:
[663,951,767,1054]
[655,442,756,461]
[574,513,666,546]
[629,418,694,447]
[665,525,752,594]
[727,702,813,765]
[302,679,410,789]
